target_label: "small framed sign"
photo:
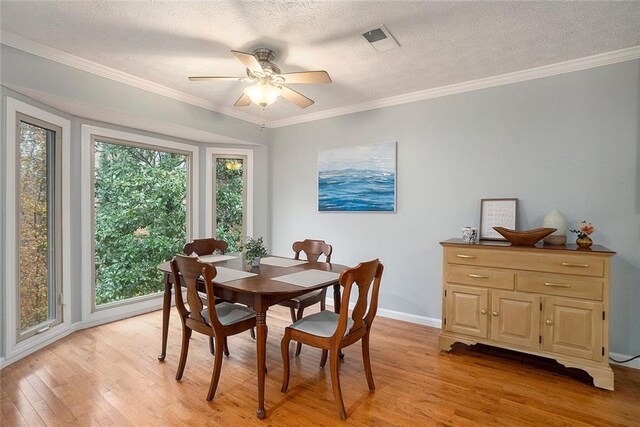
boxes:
[479,198,518,240]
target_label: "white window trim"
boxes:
[205,147,254,239]
[4,97,72,361]
[80,125,199,324]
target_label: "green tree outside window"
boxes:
[94,141,187,305]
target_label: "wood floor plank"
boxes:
[1,380,46,427]
[1,400,29,427]
[1,306,639,426]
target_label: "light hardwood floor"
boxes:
[1,305,639,426]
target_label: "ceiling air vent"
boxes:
[361,25,399,52]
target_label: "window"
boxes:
[81,126,199,322]
[205,148,253,249]
[17,115,63,339]
[4,98,71,360]
[213,155,247,252]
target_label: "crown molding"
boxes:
[268,45,640,128]
[3,31,639,130]
[0,31,263,125]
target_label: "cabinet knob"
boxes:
[545,320,553,325]
[480,309,487,315]
[492,311,499,317]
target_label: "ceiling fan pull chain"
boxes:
[260,107,266,131]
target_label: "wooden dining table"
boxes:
[156,255,348,419]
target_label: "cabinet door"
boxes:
[445,284,489,338]
[490,291,540,349]
[542,297,603,361]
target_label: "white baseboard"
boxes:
[0,323,79,369]
[609,352,640,370]
[325,298,441,329]
[80,301,163,330]
[376,307,441,328]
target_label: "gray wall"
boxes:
[1,47,271,359]
[269,60,640,357]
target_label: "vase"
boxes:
[576,235,593,249]
[543,210,567,245]
[251,257,261,267]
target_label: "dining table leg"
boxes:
[255,297,268,419]
[333,283,341,313]
[158,273,172,361]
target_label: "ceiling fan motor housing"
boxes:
[247,48,281,78]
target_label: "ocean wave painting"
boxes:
[318,142,396,212]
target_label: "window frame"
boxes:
[81,125,199,325]
[205,147,253,241]
[4,97,72,361]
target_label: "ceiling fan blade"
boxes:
[234,93,251,107]
[278,71,332,84]
[280,85,314,108]
[188,76,246,81]
[231,50,264,74]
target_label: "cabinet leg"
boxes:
[439,335,459,352]
[439,334,477,352]
[556,359,614,391]
[592,370,615,391]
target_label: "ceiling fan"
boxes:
[188,48,331,109]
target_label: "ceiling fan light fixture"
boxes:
[243,83,282,107]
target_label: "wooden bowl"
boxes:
[492,227,557,246]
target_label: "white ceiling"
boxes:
[1,1,640,126]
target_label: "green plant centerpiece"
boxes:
[242,237,268,267]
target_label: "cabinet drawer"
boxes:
[446,248,500,267]
[522,253,604,278]
[446,248,604,277]
[517,273,603,301]
[447,266,514,290]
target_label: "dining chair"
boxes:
[183,238,233,355]
[280,259,384,420]
[184,237,257,353]
[170,254,256,401]
[183,237,228,257]
[277,239,333,356]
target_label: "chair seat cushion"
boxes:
[289,289,323,303]
[289,310,353,338]
[202,303,255,326]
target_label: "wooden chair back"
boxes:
[170,254,223,331]
[335,259,384,339]
[184,238,228,256]
[292,239,332,262]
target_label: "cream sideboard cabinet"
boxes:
[439,239,616,390]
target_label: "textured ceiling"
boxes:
[1,1,640,124]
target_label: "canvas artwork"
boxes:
[318,141,396,212]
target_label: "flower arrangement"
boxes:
[570,221,594,239]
